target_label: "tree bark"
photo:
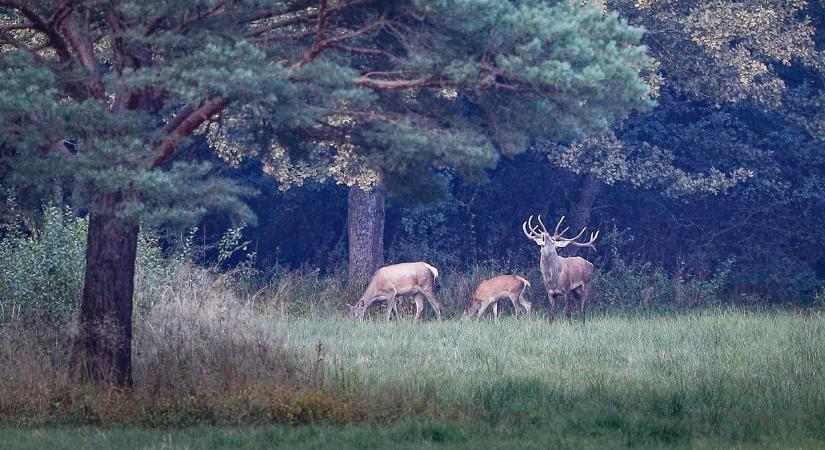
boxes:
[72,193,138,386]
[570,174,601,256]
[347,185,385,283]
[51,179,63,205]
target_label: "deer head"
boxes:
[346,301,365,319]
[522,215,599,252]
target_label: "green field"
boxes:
[3,311,825,449]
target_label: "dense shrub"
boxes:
[0,205,249,324]
[0,206,86,325]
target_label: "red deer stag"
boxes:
[523,215,599,323]
[348,262,442,321]
[462,275,532,320]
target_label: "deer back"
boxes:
[370,262,437,295]
[473,275,529,301]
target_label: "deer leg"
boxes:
[476,299,493,320]
[423,290,443,321]
[508,294,522,317]
[579,284,590,324]
[547,293,556,323]
[385,290,398,321]
[463,301,480,320]
[413,294,425,321]
[519,294,532,319]
[358,294,386,320]
[392,298,401,318]
[493,301,499,321]
[563,292,573,322]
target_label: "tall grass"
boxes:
[278,312,825,442]
[3,305,824,446]
[0,264,357,427]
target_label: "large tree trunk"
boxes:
[347,185,385,283]
[571,174,601,231]
[73,193,139,386]
[70,178,86,217]
[570,174,601,256]
[51,179,63,205]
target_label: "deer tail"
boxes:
[423,263,439,279]
[516,276,531,288]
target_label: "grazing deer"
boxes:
[463,275,532,320]
[348,262,442,321]
[523,215,599,323]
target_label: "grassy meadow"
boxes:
[3,306,825,449]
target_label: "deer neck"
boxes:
[354,282,378,318]
[540,246,564,284]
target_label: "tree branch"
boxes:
[330,42,392,59]
[175,1,226,34]
[105,8,130,73]
[0,0,72,61]
[0,23,35,32]
[292,6,385,70]
[150,97,226,169]
[244,14,311,38]
[251,29,314,43]
[354,75,451,90]
[161,104,198,135]
[292,0,328,69]
[46,3,73,30]
[58,13,104,99]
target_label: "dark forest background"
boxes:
[1,0,824,329]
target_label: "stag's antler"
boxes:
[546,216,599,249]
[565,230,600,249]
[523,215,547,241]
[524,214,599,249]
[551,215,568,237]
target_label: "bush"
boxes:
[0,204,210,325]
[0,205,86,325]
[133,228,191,313]
[591,226,731,311]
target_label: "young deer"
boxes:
[523,215,598,323]
[348,262,442,321]
[463,275,532,320]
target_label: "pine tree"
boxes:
[1,0,652,385]
[212,0,656,282]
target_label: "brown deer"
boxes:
[348,262,442,321]
[523,215,599,323]
[463,275,532,320]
